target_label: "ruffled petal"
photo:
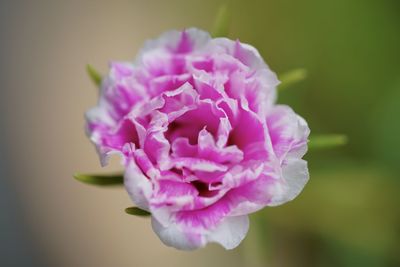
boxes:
[171,137,197,158]
[228,107,273,161]
[197,128,243,164]
[168,157,228,172]
[227,172,279,216]
[124,157,153,211]
[207,215,249,250]
[137,28,211,59]
[267,105,310,162]
[152,206,249,250]
[99,62,148,122]
[269,158,309,206]
[134,29,211,77]
[151,216,205,250]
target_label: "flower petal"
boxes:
[267,105,310,162]
[168,157,228,172]
[228,107,273,161]
[227,172,278,216]
[207,215,249,250]
[151,216,205,250]
[198,128,243,164]
[269,158,309,206]
[124,158,152,211]
[137,28,211,58]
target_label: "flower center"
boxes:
[191,180,219,198]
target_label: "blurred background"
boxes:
[0,0,399,266]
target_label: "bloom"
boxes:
[86,28,310,250]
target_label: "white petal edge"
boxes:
[151,215,249,250]
[151,216,204,250]
[267,105,310,162]
[124,160,152,211]
[268,158,309,206]
[207,215,249,250]
[134,28,211,65]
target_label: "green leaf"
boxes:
[211,4,230,37]
[308,134,348,150]
[278,68,307,90]
[73,173,123,186]
[86,64,102,87]
[125,207,151,217]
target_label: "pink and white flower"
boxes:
[86,28,310,250]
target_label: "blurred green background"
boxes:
[0,0,399,266]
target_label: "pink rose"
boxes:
[86,28,310,250]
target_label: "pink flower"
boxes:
[86,28,310,250]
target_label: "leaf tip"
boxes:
[308,134,349,150]
[86,64,102,87]
[73,173,86,182]
[73,173,124,186]
[335,134,349,145]
[125,207,151,217]
[211,3,230,37]
[278,68,308,90]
